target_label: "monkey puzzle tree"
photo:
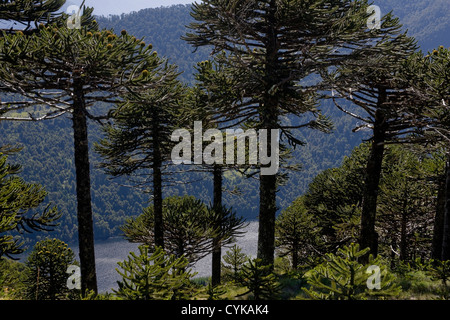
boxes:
[409,47,450,260]
[184,0,408,266]
[303,243,401,300]
[23,238,76,300]
[0,150,60,259]
[377,145,439,263]
[0,9,171,294]
[0,0,65,34]
[188,57,250,285]
[114,245,198,300]
[275,196,320,270]
[328,17,420,258]
[95,60,182,250]
[121,195,246,269]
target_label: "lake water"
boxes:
[73,221,259,293]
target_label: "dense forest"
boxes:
[1,0,450,302]
[1,1,449,244]
[0,3,369,244]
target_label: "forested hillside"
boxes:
[1,1,446,244]
[2,0,450,302]
[376,0,450,51]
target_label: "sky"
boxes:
[65,0,194,16]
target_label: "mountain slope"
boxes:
[376,0,450,51]
[0,2,445,244]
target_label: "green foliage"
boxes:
[427,260,450,299]
[184,0,389,266]
[0,151,60,258]
[0,6,182,263]
[377,145,441,261]
[303,243,401,300]
[23,238,77,300]
[0,0,446,249]
[204,282,227,300]
[0,257,26,299]
[0,0,65,30]
[122,195,215,266]
[237,258,282,300]
[0,0,449,302]
[0,4,369,246]
[412,46,450,139]
[95,54,184,179]
[206,204,247,249]
[0,14,165,113]
[391,259,446,299]
[303,143,369,252]
[302,142,444,262]
[114,245,197,300]
[222,244,248,283]
[275,196,321,269]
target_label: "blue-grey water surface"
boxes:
[72,221,258,293]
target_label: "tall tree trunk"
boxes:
[292,240,299,270]
[359,88,387,260]
[400,210,408,261]
[152,111,164,249]
[432,172,446,260]
[211,164,223,286]
[399,184,408,261]
[72,76,97,294]
[441,153,450,260]
[257,0,279,268]
[258,173,277,267]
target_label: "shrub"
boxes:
[23,238,77,300]
[114,245,198,300]
[0,258,26,299]
[302,243,401,300]
[237,258,282,300]
[222,245,248,282]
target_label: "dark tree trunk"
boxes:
[432,173,446,260]
[291,241,299,270]
[258,171,277,267]
[400,210,408,261]
[257,0,279,268]
[72,77,97,295]
[359,89,387,260]
[152,111,164,249]
[441,154,450,260]
[399,184,409,261]
[211,164,223,287]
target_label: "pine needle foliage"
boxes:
[0,0,65,33]
[303,243,401,300]
[114,245,197,300]
[222,244,249,282]
[23,238,76,300]
[0,152,60,259]
[183,0,413,267]
[121,195,213,266]
[237,258,282,300]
